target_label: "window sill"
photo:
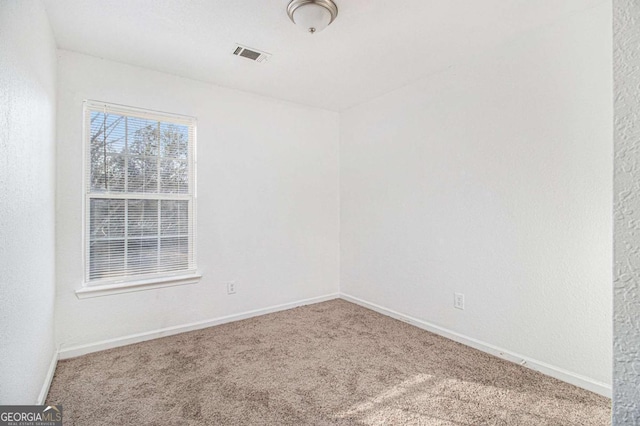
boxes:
[75,274,202,299]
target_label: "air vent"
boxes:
[233,44,271,63]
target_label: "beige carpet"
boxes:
[47,299,610,425]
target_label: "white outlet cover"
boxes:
[227,282,236,294]
[454,293,465,310]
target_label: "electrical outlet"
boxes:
[454,293,465,310]
[226,281,236,295]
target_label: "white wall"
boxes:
[613,0,640,421]
[340,3,612,390]
[55,51,340,348]
[0,1,57,404]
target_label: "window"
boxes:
[83,101,197,287]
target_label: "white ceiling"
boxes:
[43,0,604,111]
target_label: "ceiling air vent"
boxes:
[233,45,271,63]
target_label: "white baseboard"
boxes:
[37,351,58,404]
[339,293,612,398]
[54,291,610,398]
[58,293,339,360]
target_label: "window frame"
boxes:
[79,100,199,297]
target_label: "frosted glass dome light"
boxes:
[287,0,338,34]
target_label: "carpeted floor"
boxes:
[47,299,610,425]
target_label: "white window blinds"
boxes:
[84,101,197,284]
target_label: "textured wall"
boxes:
[613,0,640,423]
[0,1,57,403]
[340,3,612,393]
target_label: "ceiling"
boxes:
[43,0,604,111]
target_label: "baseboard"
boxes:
[55,291,611,398]
[339,293,612,398]
[58,293,339,360]
[37,351,58,404]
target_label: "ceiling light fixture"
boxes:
[287,0,338,34]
